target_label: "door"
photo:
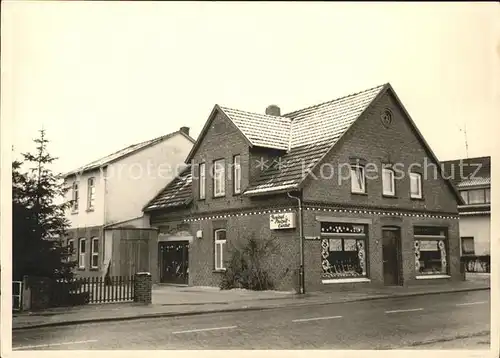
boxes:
[159,241,189,284]
[382,228,401,286]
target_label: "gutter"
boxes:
[287,191,305,294]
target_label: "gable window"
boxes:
[72,182,79,211]
[199,163,206,200]
[87,177,96,210]
[91,237,99,269]
[414,227,448,277]
[213,159,225,197]
[320,222,367,280]
[233,155,241,194]
[382,168,395,196]
[461,237,475,255]
[410,172,422,199]
[350,165,366,193]
[78,238,86,269]
[214,229,227,271]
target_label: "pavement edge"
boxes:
[12,286,490,331]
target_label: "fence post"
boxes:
[133,272,152,304]
[459,260,466,281]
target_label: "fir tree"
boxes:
[12,129,76,281]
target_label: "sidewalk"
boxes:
[12,274,489,330]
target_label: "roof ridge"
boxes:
[219,105,291,120]
[65,130,182,177]
[282,83,387,118]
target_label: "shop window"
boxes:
[320,222,367,279]
[414,226,448,276]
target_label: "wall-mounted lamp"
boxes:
[196,230,203,239]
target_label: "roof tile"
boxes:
[144,166,192,211]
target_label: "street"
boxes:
[12,290,490,350]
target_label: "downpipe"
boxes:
[287,192,305,294]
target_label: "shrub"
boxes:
[220,234,278,291]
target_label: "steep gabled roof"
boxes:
[441,156,490,187]
[244,84,386,195]
[143,165,192,211]
[64,130,195,178]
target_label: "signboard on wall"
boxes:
[419,240,438,251]
[270,212,296,230]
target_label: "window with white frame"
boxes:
[320,222,367,279]
[214,229,227,271]
[410,172,422,199]
[233,155,241,194]
[72,182,79,211]
[350,165,366,193]
[213,159,225,197]
[87,177,96,210]
[461,237,475,255]
[199,163,206,200]
[78,238,86,269]
[382,168,395,196]
[91,237,99,269]
[414,227,448,276]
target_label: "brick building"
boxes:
[144,83,464,292]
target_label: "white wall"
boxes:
[64,169,106,228]
[105,133,193,225]
[459,215,490,255]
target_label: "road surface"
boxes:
[12,290,490,350]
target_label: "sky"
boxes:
[2,2,499,175]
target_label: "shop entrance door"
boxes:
[159,241,189,285]
[382,228,402,286]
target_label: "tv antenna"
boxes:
[457,123,469,159]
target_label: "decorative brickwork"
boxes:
[134,272,152,304]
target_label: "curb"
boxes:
[12,286,489,331]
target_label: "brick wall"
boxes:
[134,272,152,304]
[66,225,104,278]
[189,212,299,291]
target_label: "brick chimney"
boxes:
[265,105,281,116]
[180,126,190,136]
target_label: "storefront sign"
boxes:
[328,239,342,251]
[419,240,438,251]
[270,212,296,230]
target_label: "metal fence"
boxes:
[13,281,22,311]
[461,255,490,273]
[60,275,135,305]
